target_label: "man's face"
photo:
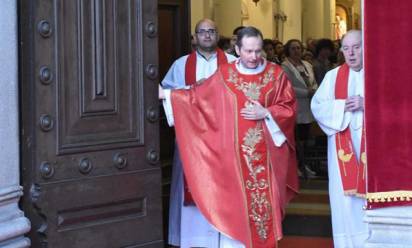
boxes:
[194,21,218,52]
[235,36,263,69]
[341,32,362,71]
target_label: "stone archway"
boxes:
[0,0,30,247]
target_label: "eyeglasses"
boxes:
[195,29,217,36]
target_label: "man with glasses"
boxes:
[161,18,236,247]
[160,26,298,248]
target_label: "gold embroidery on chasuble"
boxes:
[243,127,271,240]
[226,65,276,241]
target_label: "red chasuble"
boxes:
[183,48,229,205]
[171,62,298,248]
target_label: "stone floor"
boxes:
[279,236,333,248]
[281,135,333,246]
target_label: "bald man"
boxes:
[311,30,369,248]
[161,18,236,247]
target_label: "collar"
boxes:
[196,50,217,61]
[235,58,267,75]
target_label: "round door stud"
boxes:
[79,158,93,174]
[145,64,158,80]
[145,21,157,38]
[39,114,54,132]
[146,149,159,165]
[39,66,53,85]
[146,107,159,123]
[37,20,53,38]
[40,161,55,179]
[113,153,128,169]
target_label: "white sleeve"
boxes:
[162,89,175,127]
[264,114,287,147]
[225,53,237,63]
[311,69,351,136]
[161,56,188,89]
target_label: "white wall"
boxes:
[191,0,241,37]
[352,0,362,29]
[302,0,325,41]
[191,0,214,33]
[326,0,336,38]
[242,0,275,39]
[213,0,242,37]
[280,0,302,42]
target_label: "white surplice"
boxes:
[311,66,369,248]
[162,58,287,248]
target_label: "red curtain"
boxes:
[365,1,412,208]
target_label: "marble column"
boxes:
[0,0,31,247]
[279,0,302,42]
[365,206,412,248]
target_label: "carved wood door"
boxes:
[20,1,162,247]
[157,0,190,239]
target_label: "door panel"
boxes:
[157,0,190,241]
[57,0,144,153]
[20,0,162,247]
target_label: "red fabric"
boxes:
[183,48,229,205]
[184,48,228,85]
[364,1,412,208]
[171,62,298,248]
[334,64,366,197]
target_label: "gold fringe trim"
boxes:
[367,191,412,203]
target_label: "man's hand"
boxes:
[240,100,269,120]
[159,85,165,100]
[345,95,364,112]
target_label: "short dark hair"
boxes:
[263,39,275,48]
[217,37,231,51]
[284,39,302,57]
[236,26,263,48]
[315,38,335,57]
[232,26,245,35]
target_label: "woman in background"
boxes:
[282,39,318,178]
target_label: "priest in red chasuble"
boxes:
[160,26,298,248]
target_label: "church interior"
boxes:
[159,0,361,247]
[2,0,411,247]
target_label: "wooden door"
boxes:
[157,0,190,241]
[20,1,162,247]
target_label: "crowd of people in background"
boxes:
[215,30,345,81]
[213,30,345,82]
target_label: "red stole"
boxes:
[184,48,228,85]
[171,62,298,248]
[335,63,366,197]
[183,48,229,205]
